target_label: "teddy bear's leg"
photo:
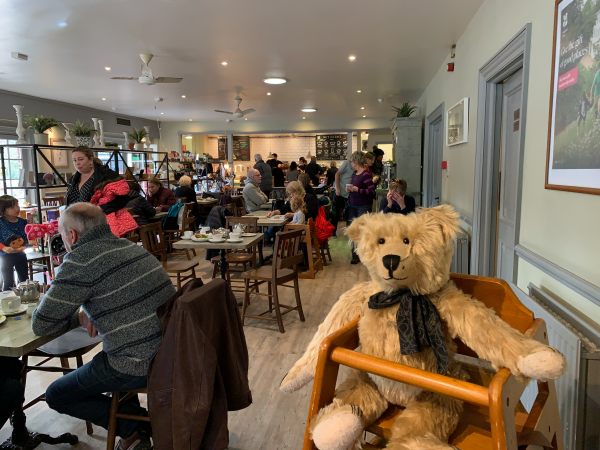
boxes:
[385,391,462,450]
[311,371,388,450]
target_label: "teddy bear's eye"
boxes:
[378,238,385,245]
[403,238,410,245]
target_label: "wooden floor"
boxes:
[0,230,369,449]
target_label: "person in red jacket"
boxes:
[146,177,176,212]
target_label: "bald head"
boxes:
[247,168,261,185]
[59,203,106,251]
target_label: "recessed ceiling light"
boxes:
[221,61,228,66]
[356,89,362,94]
[185,135,193,140]
[264,77,288,85]
[244,117,248,121]
[101,97,106,101]
[188,118,193,122]
[266,92,272,96]
[57,21,68,28]
[104,66,111,71]
[160,112,164,115]
[360,106,365,110]
[362,115,367,118]
[301,107,317,113]
[181,94,186,99]
[348,54,357,62]
[302,116,306,120]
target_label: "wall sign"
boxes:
[546,0,600,195]
[315,134,347,160]
[218,135,250,161]
[446,97,469,146]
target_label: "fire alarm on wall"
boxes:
[441,160,448,170]
[447,63,455,72]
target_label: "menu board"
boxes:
[316,134,347,160]
[218,136,250,161]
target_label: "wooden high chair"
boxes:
[303,274,563,450]
[284,218,323,279]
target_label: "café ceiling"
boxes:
[0,0,484,123]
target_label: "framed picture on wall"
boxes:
[546,0,600,195]
[51,150,69,168]
[446,97,469,146]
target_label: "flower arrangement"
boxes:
[129,127,148,143]
[24,115,60,133]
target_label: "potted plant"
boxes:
[72,120,96,147]
[24,115,60,145]
[392,102,417,118]
[129,127,148,150]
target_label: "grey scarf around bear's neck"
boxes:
[368,289,449,374]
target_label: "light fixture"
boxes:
[264,77,287,85]
[266,92,272,96]
[188,118,193,122]
[160,112,164,115]
[348,54,357,62]
[221,61,228,66]
[101,97,106,101]
[377,98,384,103]
[185,135,193,140]
[360,106,365,110]
[57,21,68,28]
[362,115,367,118]
[181,94,186,99]
[244,117,248,121]
[301,107,317,113]
[302,116,306,120]
[104,66,111,71]
[356,89,362,94]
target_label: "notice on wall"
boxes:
[218,136,251,161]
[315,134,347,160]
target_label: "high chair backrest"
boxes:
[138,222,167,263]
[272,229,304,276]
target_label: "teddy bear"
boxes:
[0,235,26,253]
[280,205,565,450]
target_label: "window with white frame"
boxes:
[0,139,25,202]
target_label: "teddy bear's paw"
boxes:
[280,365,313,393]
[312,404,363,450]
[517,348,566,380]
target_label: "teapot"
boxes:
[12,280,41,303]
[233,224,244,234]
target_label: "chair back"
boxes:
[230,196,246,216]
[182,202,196,231]
[272,229,304,276]
[138,222,167,263]
[226,216,259,233]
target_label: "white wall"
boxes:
[417,0,600,321]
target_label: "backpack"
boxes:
[162,201,185,230]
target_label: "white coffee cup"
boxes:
[1,295,21,313]
[183,230,193,239]
[230,232,242,240]
[200,226,210,234]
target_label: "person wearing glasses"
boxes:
[380,179,415,215]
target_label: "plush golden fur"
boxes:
[280,205,566,450]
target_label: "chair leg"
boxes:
[272,283,285,333]
[106,392,119,450]
[242,279,251,325]
[212,261,218,279]
[59,357,70,375]
[177,273,182,290]
[294,276,305,321]
[267,282,273,313]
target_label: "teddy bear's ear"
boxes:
[415,205,460,244]
[345,213,373,242]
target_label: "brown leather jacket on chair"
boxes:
[148,279,252,450]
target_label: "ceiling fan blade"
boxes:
[214,110,234,115]
[154,77,183,83]
[110,76,137,80]
[241,108,255,115]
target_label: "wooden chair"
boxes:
[210,217,260,294]
[230,196,247,217]
[303,274,563,450]
[139,222,199,290]
[163,202,196,259]
[284,218,323,279]
[241,229,305,333]
[106,388,150,450]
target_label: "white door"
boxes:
[427,115,443,206]
[495,69,523,281]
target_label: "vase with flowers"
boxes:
[24,115,60,145]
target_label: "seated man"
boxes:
[379,178,416,215]
[242,168,269,212]
[32,203,175,450]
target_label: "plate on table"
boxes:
[241,233,257,237]
[0,315,6,325]
[191,236,209,242]
[2,304,27,317]
[270,215,286,220]
[227,238,243,243]
[208,238,225,243]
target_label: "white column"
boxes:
[226,132,234,166]
[346,131,353,160]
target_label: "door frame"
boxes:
[471,24,531,279]
[423,103,445,207]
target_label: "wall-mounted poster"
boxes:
[217,135,250,161]
[546,0,600,195]
[316,134,347,160]
[446,97,469,146]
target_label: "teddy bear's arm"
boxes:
[436,284,565,380]
[280,282,370,393]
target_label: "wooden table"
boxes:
[244,210,289,227]
[0,313,64,358]
[174,233,264,279]
[196,197,218,206]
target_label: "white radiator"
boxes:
[513,284,600,450]
[451,233,470,274]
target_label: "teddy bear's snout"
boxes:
[382,254,401,277]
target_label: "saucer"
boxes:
[241,233,257,237]
[208,239,225,243]
[191,236,209,242]
[227,238,243,243]
[181,236,193,240]
[2,304,27,316]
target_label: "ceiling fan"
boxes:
[215,96,256,118]
[111,53,183,85]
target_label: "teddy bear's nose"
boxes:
[382,255,401,274]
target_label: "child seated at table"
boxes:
[0,195,28,290]
[290,195,306,225]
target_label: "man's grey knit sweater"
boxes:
[32,224,175,376]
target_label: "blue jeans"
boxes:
[1,252,28,290]
[45,352,148,439]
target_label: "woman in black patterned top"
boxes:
[66,147,117,206]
